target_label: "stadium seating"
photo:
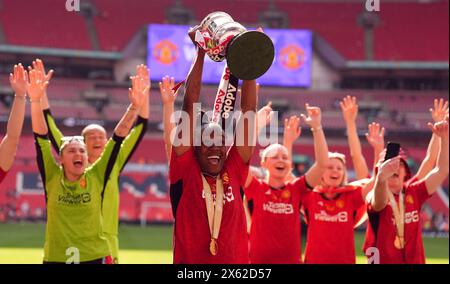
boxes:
[0,0,92,50]
[1,1,447,61]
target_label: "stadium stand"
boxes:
[0,0,448,227]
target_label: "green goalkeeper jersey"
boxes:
[43,109,147,262]
[35,133,124,262]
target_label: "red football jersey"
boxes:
[245,176,310,264]
[169,146,249,264]
[0,167,7,184]
[303,186,365,264]
[363,180,430,264]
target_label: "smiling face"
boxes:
[261,144,290,180]
[60,141,88,179]
[322,157,346,188]
[82,125,107,163]
[194,124,227,176]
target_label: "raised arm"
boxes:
[30,59,54,111]
[416,99,448,180]
[136,64,150,120]
[283,116,302,182]
[256,100,274,135]
[0,64,28,172]
[370,156,401,212]
[301,104,328,187]
[365,122,385,173]
[28,70,49,136]
[173,29,206,157]
[114,71,149,138]
[160,76,178,161]
[27,59,64,151]
[424,120,449,195]
[340,96,369,179]
[283,115,301,165]
[235,78,257,163]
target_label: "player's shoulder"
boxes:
[405,178,427,192]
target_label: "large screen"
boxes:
[147,24,312,87]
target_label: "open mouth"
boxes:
[207,155,221,166]
[330,176,340,181]
[73,160,83,168]
[93,145,102,150]
[275,166,285,171]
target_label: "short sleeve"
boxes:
[352,187,365,210]
[407,180,431,207]
[169,147,196,183]
[244,176,262,200]
[289,175,311,196]
[225,146,249,187]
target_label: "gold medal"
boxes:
[202,175,224,257]
[209,238,218,256]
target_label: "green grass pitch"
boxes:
[0,222,447,264]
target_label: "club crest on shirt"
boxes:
[79,177,86,189]
[281,190,291,200]
[222,172,230,184]
[406,195,414,205]
[336,199,345,209]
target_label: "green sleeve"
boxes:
[89,134,125,192]
[43,109,64,152]
[34,133,60,193]
[116,116,147,172]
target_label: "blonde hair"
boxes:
[81,124,106,139]
[60,139,87,156]
[327,152,348,186]
[261,144,289,162]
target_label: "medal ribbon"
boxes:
[202,174,224,255]
[388,190,405,249]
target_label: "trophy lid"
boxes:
[226,31,275,80]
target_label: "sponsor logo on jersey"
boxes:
[201,186,235,204]
[58,192,91,205]
[314,210,348,222]
[263,201,294,214]
[404,210,419,224]
[391,210,420,225]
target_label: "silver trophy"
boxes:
[198,11,274,80]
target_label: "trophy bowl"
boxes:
[199,12,274,80]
